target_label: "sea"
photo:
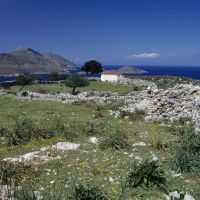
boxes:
[103,65,200,80]
[1,66,200,81]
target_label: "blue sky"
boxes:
[0,0,200,66]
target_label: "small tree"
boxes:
[65,74,89,95]
[49,73,67,81]
[81,60,103,75]
[16,75,31,92]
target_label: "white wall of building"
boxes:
[101,74,119,82]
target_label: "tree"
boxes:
[81,60,103,75]
[49,73,67,81]
[65,74,89,95]
[16,75,31,92]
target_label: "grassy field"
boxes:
[0,94,200,199]
[8,80,138,95]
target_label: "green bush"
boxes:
[99,130,129,150]
[21,91,28,97]
[127,160,166,188]
[0,117,60,146]
[70,182,108,200]
[120,109,146,121]
[35,128,56,139]
[84,120,104,136]
[8,118,35,145]
[171,150,200,173]
[64,122,84,141]
[170,124,200,172]
[0,161,33,186]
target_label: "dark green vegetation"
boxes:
[65,74,89,94]
[48,72,67,81]
[81,60,103,75]
[16,75,32,92]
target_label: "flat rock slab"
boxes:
[52,142,80,151]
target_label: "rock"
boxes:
[135,156,142,161]
[4,151,40,163]
[89,137,98,144]
[170,170,182,177]
[184,193,195,200]
[163,194,170,200]
[151,153,158,161]
[169,191,180,199]
[132,142,146,147]
[40,147,50,152]
[52,142,80,151]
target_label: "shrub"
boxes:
[1,117,59,146]
[0,161,33,186]
[7,118,35,145]
[94,110,104,119]
[64,122,84,141]
[84,120,104,136]
[36,128,56,139]
[167,120,194,137]
[150,140,170,151]
[65,74,89,95]
[21,91,28,97]
[127,160,166,188]
[120,109,146,121]
[170,124,200,172]
[70,182,108,200]
[171,150,200,173]
[99,130,129,150]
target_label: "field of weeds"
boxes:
[0,92,200,199]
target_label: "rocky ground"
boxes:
[1,82,199,133]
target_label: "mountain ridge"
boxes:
[0,48,76,75]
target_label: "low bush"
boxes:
[64,122,84,140]
[167,120,194,137]
[0,117,60,146]
[120,109,146,121]
[94,110,104,119]
[70,182,108,200]
[8,118,35,145]
[21,91,28,97]
[0,161,33,186]
[99,130,129,150]
[127,160,166,188]
[171,150,200,173]
[35,128,56,139]
[84,119,104,136]
[170,124,200,172]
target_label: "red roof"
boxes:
[102,70,120,75]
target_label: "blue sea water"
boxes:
[103,66,200,80]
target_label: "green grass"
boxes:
[0,95,199,199]
[9,80,137,95]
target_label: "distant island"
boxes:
[118,66,148,74]
[0,48,76,75]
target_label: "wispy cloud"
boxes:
[127,52,160,59]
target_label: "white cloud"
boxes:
[127,53,160,59]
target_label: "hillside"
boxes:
[118,66,148,74]
[0,48,76,75]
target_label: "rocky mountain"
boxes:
[118,66,148,74]
[0,48,76,75]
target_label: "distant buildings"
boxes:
[101,70,124,82]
